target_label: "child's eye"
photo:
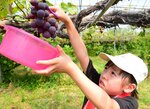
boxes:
[111,72,116,75]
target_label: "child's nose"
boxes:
[101,71,109,80]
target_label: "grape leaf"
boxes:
[0,0,9,19]
[0,0,15,19]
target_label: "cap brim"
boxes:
[99,53,112,61]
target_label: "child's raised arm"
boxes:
[50,6,89,73]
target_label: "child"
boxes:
[34,6,148,109]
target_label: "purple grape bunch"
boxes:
[27,0,58,39]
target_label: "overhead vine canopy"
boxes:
[74,0,150,31]
[57,0,150,37]
[0,0,150,38]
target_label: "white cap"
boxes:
[99,53,148,84]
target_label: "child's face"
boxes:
[99,64,129,97]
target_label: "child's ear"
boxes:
[123,83,136,93]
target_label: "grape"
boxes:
[37,27,44,33]
[30,0,38,7]
[26,13,35,19]
[48,26,56,35]
[31,6,37,15]
[55,23,58,29]
[30,21,37,28]
[45,3,49,10]
[28,0,58,39]
[48,18,56,26]
[35,18,45,27]
[42,31,51,38]
[38,2,46,10]
[45,10,49,17]
[37,10,45,18]
[51,33,57,39]
[43,22,51,30]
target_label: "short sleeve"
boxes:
[85,59,100,85]
[114,96,138,109]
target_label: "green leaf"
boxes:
[46,1,54,6]
[60,2,77,15]
[0,0,9,19]
[0,0,15,19]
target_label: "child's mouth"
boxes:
[99,80,105,87]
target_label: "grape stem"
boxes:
[47,8,58,19]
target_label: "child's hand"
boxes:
[49,6,71,24]
[33,45,73,76]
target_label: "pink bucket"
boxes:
[0,25,59,70]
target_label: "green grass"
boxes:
[0,75,84,109]
[0,56,149,109]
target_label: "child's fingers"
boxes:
[48,6,57,17]
[36,60,51,65]
[49,6,59,12]
[33,65,56,75]
[56,45,65,55]
[36,57,59,65]
[49,14,54,18]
